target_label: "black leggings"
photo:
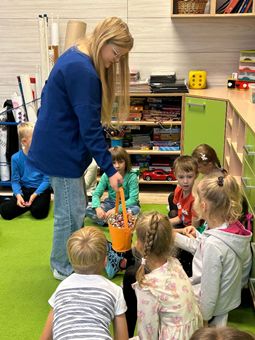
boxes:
[0,187,51,220]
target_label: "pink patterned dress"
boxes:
[133,258,203,340]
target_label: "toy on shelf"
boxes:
[142,168,176,181]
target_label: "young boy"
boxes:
[169,155,198,277]
[169,155,198,227]
[0,122,51,220]
[40,227,128,340]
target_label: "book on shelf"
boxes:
[217,0,231,13]
[224,0,241,13]
[241,0,253,12]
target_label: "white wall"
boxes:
[0,0,254,105]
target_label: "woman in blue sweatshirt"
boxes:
[28,17,134,280]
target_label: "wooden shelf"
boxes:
[231,142,243,163]
[139,179,177,185]
[170,0,255,17]
[125,148,181,155]
[112,120,181,126]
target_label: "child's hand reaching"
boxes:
[105,208,115,219]
[183,226,197,238]
[96,207,107,220]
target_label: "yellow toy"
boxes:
[189,70,207,89]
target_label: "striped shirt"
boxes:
[49,273,127,340]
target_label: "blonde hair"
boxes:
[17,122,34,140]
[78,17,133,123]
[67,227,107,274]
[136,212,174,286]
[192,144,222,169]
[110,146,132,172]
[173,155,198,175]
[190,326,255,340]
[195,174,242,223]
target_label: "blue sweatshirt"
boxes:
[11,150,50,195]
[28,47,116,179]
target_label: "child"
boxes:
[168,155,199,276]
[174,174,252,327]
[132,211,203,339]
[190,326,255,340]
[86,146,140,278]
[40,227,128,340]
[86,146,140,225]
[0,122,51,220]
[190,143,250,234]
[169,155,198,227]
[191,143,224,176]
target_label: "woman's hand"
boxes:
[109,172,123,192]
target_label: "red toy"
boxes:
[142,169,176,181]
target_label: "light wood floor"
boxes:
[0,184,172,205]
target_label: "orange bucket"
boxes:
[108,187,134,252]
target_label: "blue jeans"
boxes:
[50,176,86,276]
[86,198,140,226]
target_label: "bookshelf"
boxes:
[170,0,255,17]
[110,92,184,187]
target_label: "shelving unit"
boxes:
[224,102,245,182]
[111,92,184,188]
[170,0,255,17]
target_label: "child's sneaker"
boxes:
[105,242,124,279]
[53,269,68,281]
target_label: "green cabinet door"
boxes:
[184,97,226,164]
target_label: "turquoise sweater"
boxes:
[92,171,139,212]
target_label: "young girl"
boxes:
[191,143,224,176]
[86,146,140,278]
[132,211,203,339]
[86,146,140,225]
[174,174,252,327]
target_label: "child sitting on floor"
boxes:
[0,122,51,220]
[174,174,252,327]
[132,211,203,340]
[40,227,128,340]
[86,146,140,225]
[86,146,140,278]
[168,155,199,277]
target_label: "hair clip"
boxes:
[141,257,146,265]
[200,152,208,161]
[217,176,224,187]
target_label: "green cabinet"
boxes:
[183,97,226,164]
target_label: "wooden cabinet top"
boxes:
[187,87,255,133]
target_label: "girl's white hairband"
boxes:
[141,257,146,265]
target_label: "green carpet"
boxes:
[0,203,254,339]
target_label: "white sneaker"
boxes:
[53,269,68,281]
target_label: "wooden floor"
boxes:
[139,183,172,204]
[0,184,172,205]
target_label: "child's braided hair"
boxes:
[135,211,174,286]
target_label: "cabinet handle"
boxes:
[187,103,206,110]
[241,177,255,189]
[243,145,255,156]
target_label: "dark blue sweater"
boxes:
[28,47,116,178]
